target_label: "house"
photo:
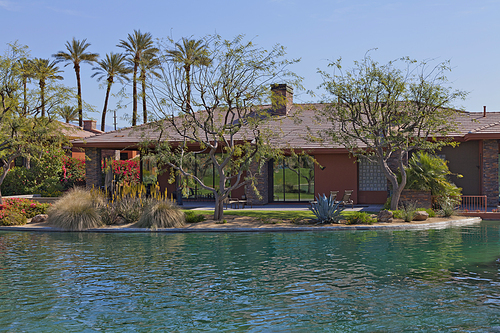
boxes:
[72,85,500,207]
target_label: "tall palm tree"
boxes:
[32,58,63,117]
[166,38,211,114]
[17,58,35,116]
[58,105,79,123]
[53,38,99,127]
[91,53,131,131]
[139,53,161,124]
[117,30,158,126]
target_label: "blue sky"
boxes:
[1,0,499,129]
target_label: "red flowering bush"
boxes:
[0,198,51,226]
[61,156,86,188]
[103,159,140,185]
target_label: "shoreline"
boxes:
[0,216,483,233]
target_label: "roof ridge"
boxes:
[469,119,500,133]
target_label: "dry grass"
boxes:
[135,200,185,229]
[47,188,105,231]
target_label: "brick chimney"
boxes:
[271,84,293,116]
[83,120,97,131]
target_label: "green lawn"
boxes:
[183,209,377,221]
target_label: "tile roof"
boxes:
[72,105,500,151]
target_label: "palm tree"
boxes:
[32,58,63,117]
[53,38,99,127]
[91,53,131,131]
[166,38,211,114]
[58,105,79,123]
[139,53,161,124]
[17,58,35,116]
[117,30,158,126]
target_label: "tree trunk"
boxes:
[75,65,83,127]
[132,61,138,126]
[23,79,27,116]
[141,75,147,124]
[40,80,45,117]
[214,195,224,221]
[101,80,112,131]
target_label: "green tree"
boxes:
[0,43,67,204]
[92,53,131,131]
[117,30,158,126]
[58,105,78,123]
[32,58,63,117]
[148,35,301,220]
[166,37,211,116]
[139,53,160,124]
[316,54,467,210]
[17,58,35,116]
[53,38,99,127]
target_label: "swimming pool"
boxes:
[1,221,499,331]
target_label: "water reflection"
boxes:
[1,222,500,331]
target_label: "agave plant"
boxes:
[309,193,344,224]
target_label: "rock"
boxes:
[377,210,393,223]
[413,211,429,221]
[30,214,48,223]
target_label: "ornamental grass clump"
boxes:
[135,199,185,229]
[309,193,344,224]
[48,188,105,231]
[400,201,417,222]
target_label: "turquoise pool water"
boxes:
[1,222,500,332]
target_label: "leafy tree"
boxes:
[53,38,99,127]
[32,58,63,117]
[58,105,78,123]
[0,43,68,204]
[148,35,300,220]
[117,30,158,126]
[316,53,467,210]
[92,52,131,131]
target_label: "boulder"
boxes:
[413,211,429,221]
[377,210,393,223]
[30,214,48,223]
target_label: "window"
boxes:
[273,155,315,202]
[358,157,386,191]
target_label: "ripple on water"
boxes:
[0,224,500,331]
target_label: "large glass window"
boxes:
[273,155,315,202]
[181,154,229,199]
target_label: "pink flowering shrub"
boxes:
[0,198,50,226]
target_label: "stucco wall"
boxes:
[314,153,358,204]
[439,141,480,195]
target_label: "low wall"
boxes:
[400,190,432,208]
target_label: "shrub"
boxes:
[438,197,457,217]
[103,159,140,186]
[136,199,185,229]
[61,156,85,189]
[0,198,51,226]
[400,201,417,222]
[47,188,105,231]
[113,196,144,224]
[184,210,205,223]
[0,210,26,226]
[418,208,436,218]
[309,193,344,224]
[345,212,376,225]
[405,151,462,198]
